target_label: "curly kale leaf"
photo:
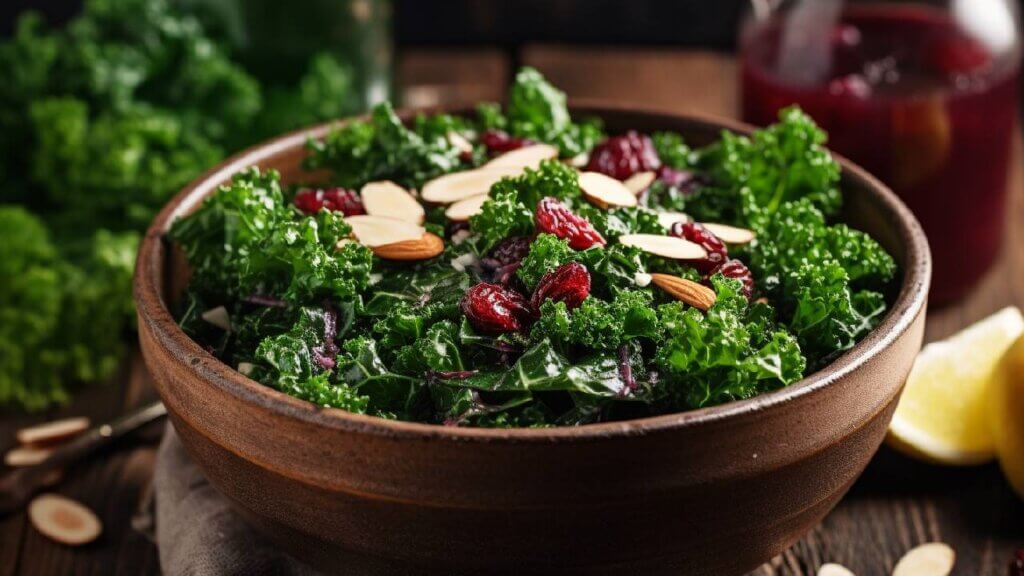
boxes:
[254,306,368,412]
[652,131,693,169]
[336,336,423,419]
[574,204,663,241]
[252,53,356,140]
[532,290,661,352]
[392,320,465,374]
[654,276,806,409]
[517,234,647,297]
[516,233,577,290]
[305,102,464,189]
[695,106,841,226]
[468,189,533,255]
[30,98,223,231]
[0,207,137,411]
[490,159,582,208]
[495,67,604,157]
[449,339,637,398]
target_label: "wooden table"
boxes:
[2,49,1022,576]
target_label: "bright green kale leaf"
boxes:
[516,233,577,290]
[575,204,663,240]
[654,276,805,409]
[335,336,423,419]
[305,102,464,189]
[652,131,692,169]
[490,159,582,208]
[532,290,660,352]
[695,106,841,226]
[468,189,533,255]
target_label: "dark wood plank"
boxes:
[397,47,510,108]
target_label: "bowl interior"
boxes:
[138,104,931,439]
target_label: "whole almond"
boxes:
[649,273,717,311]
[372,232,445,261]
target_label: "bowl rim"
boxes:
[134,101,931,443]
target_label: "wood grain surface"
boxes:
[0,48,1021,576]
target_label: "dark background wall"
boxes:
[1,0,746,50]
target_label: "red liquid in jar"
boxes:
[742,4,1020,304]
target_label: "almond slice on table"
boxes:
[5,446,54,467]
[360,181,425,224]
[622,171,657,195]
[372,232,445,261]
[701,222,756,245]
[580,171,639,209]
[17,417,90,447]
[656,211,691,230]
[818,564,856,576]
[420,167,521,204]
[344,215,425,248]
[484,144,559,170]
[649,273,717,311]
[892,543,955,576]
[28,494,102,546]
[618,234,707,260]
[445,194,489,222]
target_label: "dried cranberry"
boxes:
[481,130,533,154]
[1010,549,1024,576]
[489,236,532,266]
[707,259,755,300]
[461,283,531,334]
[535,197,606,250]
[294,188,364,216]
[585,131,661,180]
[530,262,590,313]
[671,222,728,274]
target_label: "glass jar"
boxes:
[740,0,1022,305]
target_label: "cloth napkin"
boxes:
[153,423,321,576]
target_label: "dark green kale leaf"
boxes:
[654,276,806,409]
[253,306,368,412]
[574,204,663,241]
[335,336,424,419]
[392,321,465,374]
[449,339,636,398]
[305,101,464,189]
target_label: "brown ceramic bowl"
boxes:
[135,105,930,576]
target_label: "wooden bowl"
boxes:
[134,105,931,576]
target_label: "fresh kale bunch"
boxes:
[172,70,897,427]
[0,0,363,411]
[0,207,136,410]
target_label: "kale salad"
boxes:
[170,68,897,427]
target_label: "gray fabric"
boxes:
[154,423,322,576]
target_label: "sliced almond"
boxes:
[361,181,425,224]
[447,131,473,155]
[17,417,90,447]
[649,273,717,311]
[818,563,856,576]
[445,194,489,222]
[656,211,691,230]
[623,171,657,195]
[5,446,53,467]
[28,494,102,546]
[200,306,231,331]
[892,543,955,576]
[344,215,425,248]
[372,232,445,261]
[420,167,520,204]
[702,222,756,245]
[580,171,638,209]
[484,144,559,170]
[618,234,707,260]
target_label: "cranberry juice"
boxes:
[742,4,1020,304]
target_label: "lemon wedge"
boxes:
[990,333,1024,499]
[887,306,1024,465]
